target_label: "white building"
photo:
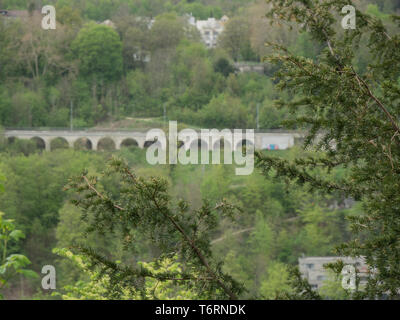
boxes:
[187,14,229,48]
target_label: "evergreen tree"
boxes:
[66,157,245,299]
[256,0,400,299]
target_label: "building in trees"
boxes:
[188,14,229,48]
[299,257,368,290]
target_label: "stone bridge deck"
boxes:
[4,129,303,152]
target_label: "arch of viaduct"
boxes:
[4,130,302,152]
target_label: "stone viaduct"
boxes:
[4,129,303,152]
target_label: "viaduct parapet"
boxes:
[4,129,303,152]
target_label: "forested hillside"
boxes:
[0,0,400,300]
[1,0,397,130]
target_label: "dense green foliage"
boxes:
[1,0,397,129]
[0,143,355,299]
[53,248,199,300]
[0,0,292,128]
[0,175,37,299]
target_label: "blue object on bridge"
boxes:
[268,144,279,150]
